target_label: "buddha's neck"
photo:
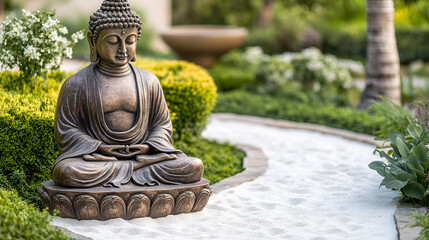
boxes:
[96,61,131,77]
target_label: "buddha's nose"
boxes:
[118,42,127,54]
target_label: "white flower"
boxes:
[65,48,73,59]
[24,45,41,60]
[22,9,31,17]
[59,27,68,35]
[278,52,297,63]
[243,46,269,65]
[71,30,85,43]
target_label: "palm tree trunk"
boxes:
[358,0,400,109]
[258,0,275,27]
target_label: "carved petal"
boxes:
[100,195,126,220]
[52,194,75,219]
[192,188,212,212]
[38,188,52,213]
[150,194,174,218]
[174,191,196,214]
[74,195,100,220]
[127,194,150,220]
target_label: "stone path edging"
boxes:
[210,113,421,240]
[395,202,426,240]
[211,144,268,194]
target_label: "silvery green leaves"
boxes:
[369,123,429,205]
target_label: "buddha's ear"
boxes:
[131,55,136,62]
[87,32,98,62]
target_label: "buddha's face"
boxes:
[96,28,138,66]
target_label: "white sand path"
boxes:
[52,119,399,240]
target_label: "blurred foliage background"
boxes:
[172,0,429,63]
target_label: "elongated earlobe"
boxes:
[131,55,136,62]
[87,32,98,62]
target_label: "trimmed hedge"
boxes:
[0,188,71,240]
[134,59,217,139]
[213,90,410,136]
[0,89,57,184]
[0,71,71,96]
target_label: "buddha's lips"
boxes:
[116,55,128,60]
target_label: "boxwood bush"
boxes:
[134,59,217,139]
[0,89,57,185]
[0,188,71,240]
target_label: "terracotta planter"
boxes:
[161,25,247,68]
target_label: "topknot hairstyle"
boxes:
[89,0,143,43]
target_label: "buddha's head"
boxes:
[88,0,143,65]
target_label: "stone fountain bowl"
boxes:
[161,25,247,68]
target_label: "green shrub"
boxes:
[411,212,429,240]
[254,57,293,93]
[0,171,42,209]
[368,97,411,137]
[396,28,429,64]
[0,89,57,185]
[320,26,429,64]
[210,65,254,92]
[320,27,366,60]
[214,90,400,136]
[0,10,84,83]
[175,137,245,184]
[0,70,70,95]
[369,123,429,205]
[134,59,217,139]
[0,188,71,240]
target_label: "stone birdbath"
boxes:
[161,25,247,68]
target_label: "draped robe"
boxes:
[52,63,203,188]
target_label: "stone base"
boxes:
[39,179,212,220]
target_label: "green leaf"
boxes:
[395,172,417,182]
[369,161,387,176]
[380,173,408,190]
[402,181,425,200]
[390,164,406,174]
[375,150,394,163]
[396,136,410,158]
[389,132,404,145]
[407,154,425,174]
[413,143,428,167]
[408,124,423,140]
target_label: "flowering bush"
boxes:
[286,48,353,93]
[254,57,293,93]
[239,47,360,96]
[0,9,84,83]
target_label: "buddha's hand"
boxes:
[134,153,177,167]
[84,153,118,161]
[98,144,150,158]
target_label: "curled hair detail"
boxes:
[89,0,142,43]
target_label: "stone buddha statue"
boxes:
[52,0,204,188]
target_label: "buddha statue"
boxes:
[51,0,204,188]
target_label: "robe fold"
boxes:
[52,63,203,187]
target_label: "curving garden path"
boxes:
[52,117,398,240]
